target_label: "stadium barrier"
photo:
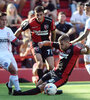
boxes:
[0,68,90,83]
[0,55,89,83]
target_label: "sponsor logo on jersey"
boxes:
[33,30,48,35]
[44,24,49,30]
[0,39,10,42]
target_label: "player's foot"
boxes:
[6,82,12,95]
[55,90,63,95]
[32,76,39,85]
[13,90,22,96]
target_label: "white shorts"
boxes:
[84,41,90,62]
[0,52,18,71]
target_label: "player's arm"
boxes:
[11,38,29,46]
[71,28,89,44]
[38,41,52,48]
[15,20,30,37]
[80,45,90,54]
[15,27,22,37]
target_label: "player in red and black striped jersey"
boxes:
[13,34,90,95]
[15,6,56,80]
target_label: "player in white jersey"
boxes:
[0,12,22,95]
[71,2,90,74]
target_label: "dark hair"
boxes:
[34,6,44,13]
[77,2,84,7]
[58,11,66,16]
[58,34,70,42]
[85,2,90,7]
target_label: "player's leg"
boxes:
[13,70,50,95]
[46,56,54,70]
[13,82,47,95]
[84,54,90,74]
[8,63,21,91]
[32,46,44,80]
[3,54,21,94]
[13,72,51,95]
[13,69,51,95]
[32,62,39,84]
[84,42,90,74]
[13,70,63,95]
[42,47,54,71]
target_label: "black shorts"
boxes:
[33,42,53,61]
[42,70,68,88]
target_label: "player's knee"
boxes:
[49,65,54,70]
[38,61,43,69]
[8,64,17,75]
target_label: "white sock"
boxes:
[8,75,13,88]
[85,64,90,75]
[10,75,21,91]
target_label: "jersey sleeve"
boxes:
[9,28,17,42]
[52,42,59,49]
[21,20,30,31]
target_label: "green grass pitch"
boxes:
[0,81,90,100]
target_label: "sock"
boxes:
[10,75,21,91]
[37,69,43,79]
[18,87,41,95]
[8,75,13,88]
[85,64,90,75]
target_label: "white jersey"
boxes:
[0,26,18,71]
[0,26,17,52]
[84,17,90,63]
[85,17,90,43]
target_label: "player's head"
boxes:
[0,12,7,28]
[34,6,44,22]
[84,2,90,16]
[58,34,70,51]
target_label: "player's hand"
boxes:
[85,45,90,54]
[38,42,43,48]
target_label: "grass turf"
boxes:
[0,81,90,100]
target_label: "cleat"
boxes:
[13,90,22,96]
[6,82,12,95]
[55,90,63,95]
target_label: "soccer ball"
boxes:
[44,83,57,95]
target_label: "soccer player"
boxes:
[0,12,22,95]
[71,2,90,74]
[15,6,56,80]
[13,34,90,95]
